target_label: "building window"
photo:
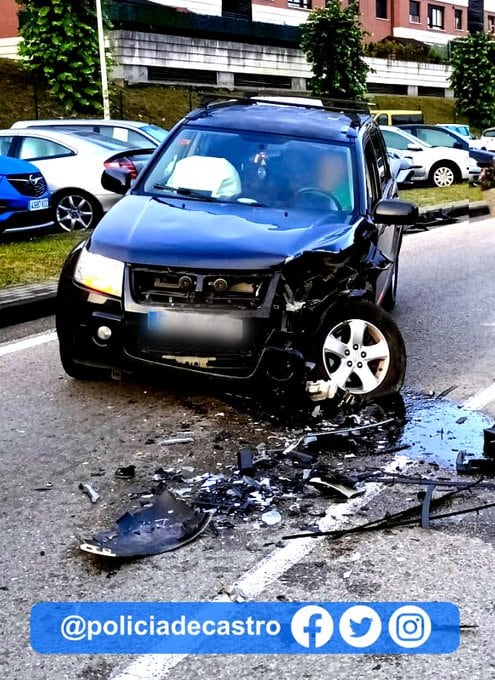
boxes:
[409,1,420,22]
[376,0,387,19]
[222,0,252,20]
[454,8,462,30]
[428,5,444,29]
[288,0,312,8]
[488,15,495,33]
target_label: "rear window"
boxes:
[390,113,424,125]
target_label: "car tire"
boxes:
[429,162,459,188]
[53,190,102,232]
[382,257,399,311]
[310,300,406,399]
[58,341,111,381]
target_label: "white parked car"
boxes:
[11,118,168,148]
[380,126,472,187]
[0,128,147,231]
[471,127,495,152]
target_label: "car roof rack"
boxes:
[196,91,371,125]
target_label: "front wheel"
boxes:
[429,162,458,188]
[311,301,406,398]
[54,191,102,232]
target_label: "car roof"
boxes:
[183,101,370,143]
[0,127,139,152]
[11,119,151,129]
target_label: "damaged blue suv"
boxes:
[57,99,418,401]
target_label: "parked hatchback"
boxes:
[57,99,418,402]
[0,129,147,231]
[11,119,168,148]
[0,155,51,234]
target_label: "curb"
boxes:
[0,200,490,319]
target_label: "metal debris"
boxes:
[456,451,495,476]
[158,437,195,445]
[79,483,100,504]
[80,489,211,558]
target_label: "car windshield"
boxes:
[483,129,495,138]
[143,127,356,214]
[141,124,168,143]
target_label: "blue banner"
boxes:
[31,601,459,655]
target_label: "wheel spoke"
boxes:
[363,339,389,362]
[349,319,366,348]
[323,334,349,358]
[354,363,380,393]
[327,361,354,389]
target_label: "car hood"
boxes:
[0,155,41,175]
[89,195,359,269]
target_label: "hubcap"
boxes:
[322,318,391,394]
[56,194,94,231]
[433,166,455,187]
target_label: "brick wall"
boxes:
[0,0,18,39]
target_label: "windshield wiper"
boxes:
[152,184,220,202]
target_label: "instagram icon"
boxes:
[388,606,432,649]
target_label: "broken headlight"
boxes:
[74,248,124,298]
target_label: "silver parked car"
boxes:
[0,128,147,231]
[10,119,168,148]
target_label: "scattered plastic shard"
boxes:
[308,476,365,500]
[237,447,255,476]
[158,437,194,445]
[79,483,100,504]
[483,426,495,458]
[261,508,282,525]
[80,489,211,557]
[305,380,338,402]
[456,450,495,475]
[115,465,136,479]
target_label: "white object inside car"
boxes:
[167,156,241,197]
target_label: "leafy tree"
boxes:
[450,31,495,131]
[16,0,110,114]
[300,0,368,101]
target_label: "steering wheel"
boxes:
[295,187,342,211]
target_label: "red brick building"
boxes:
[0,0,19,39]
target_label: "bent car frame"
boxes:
[57,99,418,401]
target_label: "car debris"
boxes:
[115,465,136,479]
[79,483,100,504]
[307,475,365,500]
[158,437,195,445]
[483,426,495,457]
[80,489,211,558]
[261,508,282,525]
[456,450,495,476]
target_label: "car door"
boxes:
[14,135,76,191]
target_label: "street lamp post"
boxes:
[95,0,110,119]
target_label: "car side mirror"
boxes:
[373,199,418,225]
[101,168,132,195]
[407,143,422,151]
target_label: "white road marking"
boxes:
[463,382,495,411]
[110,457,409,680]
[0,330,56,358]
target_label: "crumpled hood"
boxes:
[90,195,359,269]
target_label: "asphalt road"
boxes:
[1,216,495,680]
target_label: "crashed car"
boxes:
[56,99,418,400]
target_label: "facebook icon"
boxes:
[291,606,334,649]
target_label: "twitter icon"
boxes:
[339,606,382,648]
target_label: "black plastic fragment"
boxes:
[456,450,495,476]
[237,447,255,476]
[483,427,495,457]
[80,489,211,558]
[115,465,136,479]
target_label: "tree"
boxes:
[450,31,495,131]
[16,0,110,114]
[300,0,368,102]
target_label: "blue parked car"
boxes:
[57,98,418,402]
[0,155,51,234]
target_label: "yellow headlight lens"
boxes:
[74,248,124,298]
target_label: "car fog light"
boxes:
[97,326,112,341]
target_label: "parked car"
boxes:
[0,155,51,234]
[438,123,472,140]
[0,128,150,231]
[396,123,495,167]
[57,99,418,402]
[379,126,471,187]
[11,119,168,148]
[472,128,495,152]
[387,149,414,186]
[372,110,423,126]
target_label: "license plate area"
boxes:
[148,310,243,342]
[29,198,49,211]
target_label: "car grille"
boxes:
[7,173,48,197]
[130,266,272,310]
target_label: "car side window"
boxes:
[18,137,74,161]
[416,129,455,147]
[370,130,390,184]
[0,136,14,156]
[381,130,409,151]
[364,140,381,209]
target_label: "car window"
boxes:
[143,127,356,214]
[0,136,14,156]
[363,139,380,209]
[414,128,457,147]
[18,136,74,161]
[370,130,390,184]
[381,130,410,151]
[483,129,495,138]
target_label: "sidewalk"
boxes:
[0,201,489,317]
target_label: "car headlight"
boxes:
[74,248,124,298]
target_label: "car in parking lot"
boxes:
[57,99,418,401]
[380,126,472,187]
[0,128,150,231]
[11,119,168,148]
[472,128,495,152]
[396,123,495,168]
[0,155,51,234]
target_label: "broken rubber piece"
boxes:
[80,489,211,558]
